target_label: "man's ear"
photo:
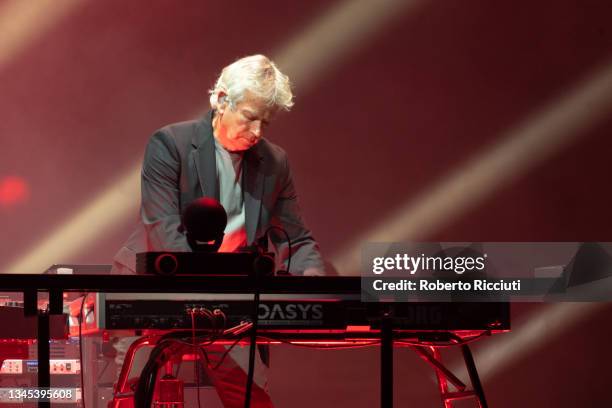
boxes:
[217,91,228,113]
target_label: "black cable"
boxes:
[77,293,89,408]
[163,322,249,370]
[173,356,182,378]
[163,336,217,353]
[162,323,257,370]
[97,360,111,382]
[135,310,227,408]
[136,336,217,408]
[208,334,249,370]
[135,338,180,408]
[264,226,292,275]
[395,331,491,348]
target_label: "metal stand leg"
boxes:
[413,346,466,391]
[461,345,488,408]
[381,315,393,408]
[431,347,455,408]
[412,342,489,408]
[37,311,50,408]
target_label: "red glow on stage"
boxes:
[0,176,30,207]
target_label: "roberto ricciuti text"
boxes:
[372,279,521,292]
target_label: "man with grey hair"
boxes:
[111,55,324,407]
[113,54,324,275]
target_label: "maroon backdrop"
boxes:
[1,1,611,406]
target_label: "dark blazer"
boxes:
[112,111,324,275]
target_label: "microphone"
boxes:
[181,197,227,252]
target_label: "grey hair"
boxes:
[209,54,294,111]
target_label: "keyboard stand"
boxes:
[412,337,489,408]
[380,311,394,408]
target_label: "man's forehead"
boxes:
[237,91,277,115]
[238,97,277,119]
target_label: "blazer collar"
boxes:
[192,111,218,200]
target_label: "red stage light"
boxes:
[0,176,29,207]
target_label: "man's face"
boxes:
[214,91,276,152]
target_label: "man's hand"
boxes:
[303,267,325,276]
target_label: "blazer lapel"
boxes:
[192,112,219,200]
[243,147,264,245]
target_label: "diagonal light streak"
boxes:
[3,0,423,274]
[416,303,607,387]
[0,0,83,71]
[274,0,423,91]
[440,302,608,387]
[4,165,141,274]
[331,58,612,275]
[189,0,422,117]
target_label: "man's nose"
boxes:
[252,121,263,138]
